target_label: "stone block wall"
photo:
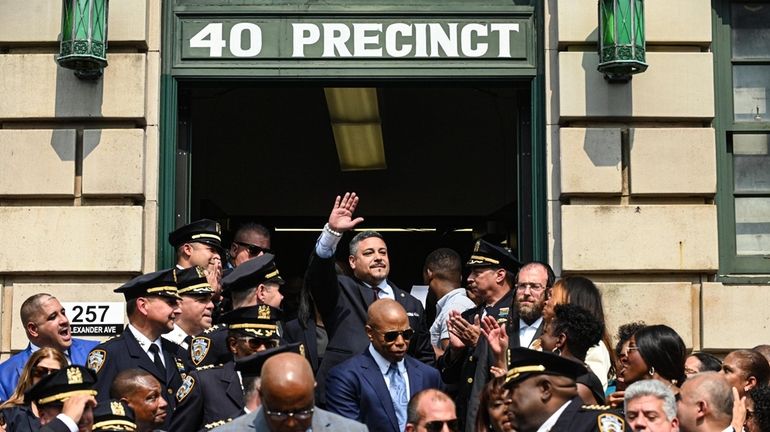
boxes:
[0,0,160,357]
[545,0,766,350]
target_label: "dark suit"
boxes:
[39,418,71,432]
[306,252,434,405]
[550,396,628,431]
[170,361,244,432]
[88,327,183,428]
[438,289,544,432]
[325,349,442,432]
[283,317,321,373]
[0,404,39,432]
[211,406,368,432]
[0,338,99,402]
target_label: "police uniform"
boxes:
[87,270,184,429]
[168,218,226,257]
[164,266,216,373]
[189,254,285,367]
[171,305,283,432]
[438,239,521,431]
[24,366,98,432]
[91,400,137,432]
[504,348,628,432]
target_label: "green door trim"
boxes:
[158,1,547,268]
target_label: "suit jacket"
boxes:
[170,361,245,432]
[0,338,99,402]
[438,290,545,432]
[325,350,443,432]
[306,252,434,405]
[550,396,628,431]
[210,406,369,432]
[283,317,321,373]
[88,327,183,429]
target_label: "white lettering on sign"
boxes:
[62,302,124,336]
[192,21,521,58]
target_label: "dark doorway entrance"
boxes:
[176,81,530,318]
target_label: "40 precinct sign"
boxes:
[175,16,535,73]
[62,302,125,337]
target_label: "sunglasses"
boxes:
[423,419,459,432]
[264,406,314,421]
[33,365,58,378]
[374,328,415,343]
[233,241,273,257]
[238,337,279,351]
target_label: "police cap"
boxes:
[466,239,521,273]
[221,253,285,294]
[220,305,281,339]
[175,266,214,297]
[114,269,181,301]
[24,365,97,406]
[504,348,587,386]
[235,342,304,379]
[168,219,225,255]
[92,400,137,432]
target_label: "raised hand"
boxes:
[447,310,480,348]
[481,315,509,357]
[328,192,365,233]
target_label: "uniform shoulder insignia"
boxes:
[203,324,226,334]
[195,364,220,371]
[87,349,107,374]
[176,375,195,402]
[204,418,232,429]
[582,404,612,410]
[191,336,211,366]
[597,412,625,432]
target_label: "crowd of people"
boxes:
[0,192,768,432]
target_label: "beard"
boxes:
[516,301,544,324]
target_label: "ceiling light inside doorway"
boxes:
[324,88,387,171]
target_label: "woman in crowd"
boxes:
[744,385,770,432]
[721,349,770,399]
[0,348,67,432]
[474,377,514,432]
[684,351,722,379]
[539,304,606,404]
[609,324,686,408]
[543,276,616,390]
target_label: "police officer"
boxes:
[438,239,521,431]
[87,269,184,429]
[188,254,285,368]
[169,219,225,322]
[504,348,627,432]
[91,400,136,432]
[164,266,215,371]
[171,305,283,432]
[24,365,98,432]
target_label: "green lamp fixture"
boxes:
[57,0,109,80]
[598,0,647,82]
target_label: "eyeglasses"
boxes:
[233,241,273,257]
[32,365,58,378]
[264,406,314,421]
[373,328,415,343]
[237,337,279,350]
[515,283,546,293]
[422,419,460,432]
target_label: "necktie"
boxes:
[148,344,166,377]
[183,335,193,350]
[372,286,380,302]
[387,363,407,431]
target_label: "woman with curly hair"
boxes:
[0,347,67,431]
[539,303,606,404]
[745,385,770,432]
[543,276,617,390]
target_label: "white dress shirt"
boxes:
[536,399,572,432]
[519,317,543,349]
[127,324,165,367]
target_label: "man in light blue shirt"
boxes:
[423,248,476,358]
